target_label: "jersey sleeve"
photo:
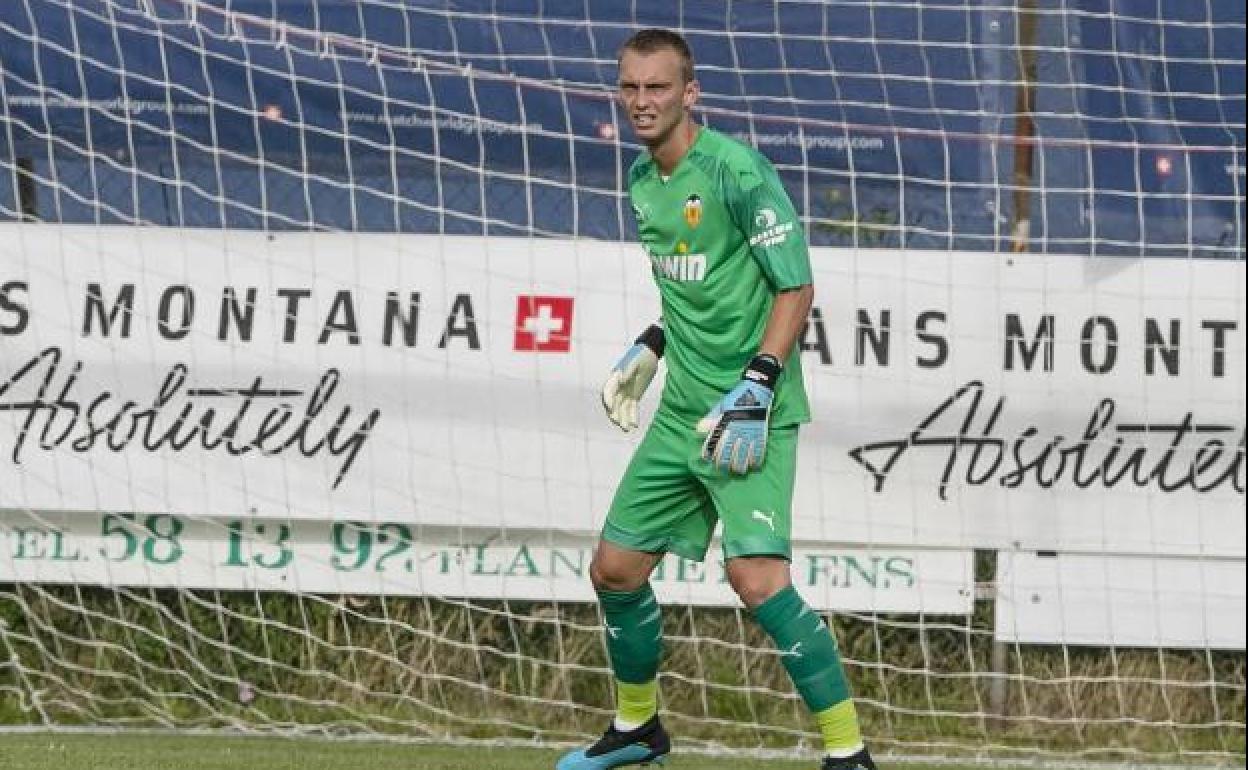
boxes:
[724,154,813,290]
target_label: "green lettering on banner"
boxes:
[100,514,140,562]
[506,544,540,577]
[806,552,918,591]
[49,529,82,561]
[9,528,82,561]
[226,520,295,570]
[223,521,248,567]
[11,528,45,559]
[550,548,585,578]
[0,515,938,602]
[253,523,294,569]
[472,544,501,575]
[844,556,881,588]
[884,557,916,588]
[331,522,372,571]
[806,554,839,587]
[98,514,184,565]
[142,515,184,565]
[375,524,413,572]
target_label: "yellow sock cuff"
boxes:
[815,699,863,752]
[616,679,659,726]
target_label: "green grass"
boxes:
[0,733,963,770]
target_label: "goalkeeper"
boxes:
[557,28,876,770]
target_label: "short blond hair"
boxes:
[619,28,695,84]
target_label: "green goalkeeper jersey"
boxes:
[628,127,812,428]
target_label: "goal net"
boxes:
[0,0,1244,766]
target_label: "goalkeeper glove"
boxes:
[697,353,783,475]
[601,324,665,432]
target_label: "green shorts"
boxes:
[603,410,798,563]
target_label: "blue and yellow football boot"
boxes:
[555,716,671,769]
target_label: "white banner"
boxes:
[1,225,1244,557]
[996,551,1246,648]
[0,510,972,613]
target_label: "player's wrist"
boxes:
[742,353,782,391]
[634,323,665,358]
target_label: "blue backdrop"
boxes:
[1,0,1243,256]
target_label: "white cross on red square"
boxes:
[513,295,574,352]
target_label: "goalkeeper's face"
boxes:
[618,48,699,147]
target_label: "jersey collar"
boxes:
[646,125,709,185]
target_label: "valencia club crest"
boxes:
[683,194,702,229]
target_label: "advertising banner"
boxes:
[1,225,1243,558]
[0,510,972,613]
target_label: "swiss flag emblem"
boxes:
[513,295,574,352]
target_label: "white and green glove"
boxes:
[697,353,782,474]
[601,323,665,432]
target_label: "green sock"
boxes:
[815,699,864,755]
[597,583,664,721]
[752,585,852,713]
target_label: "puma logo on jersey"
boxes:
[751,510,776,531]
[783,642,804,659]
[649,251,707,282]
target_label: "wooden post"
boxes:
[16,156,38,222]
[1010,0,1039,253]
